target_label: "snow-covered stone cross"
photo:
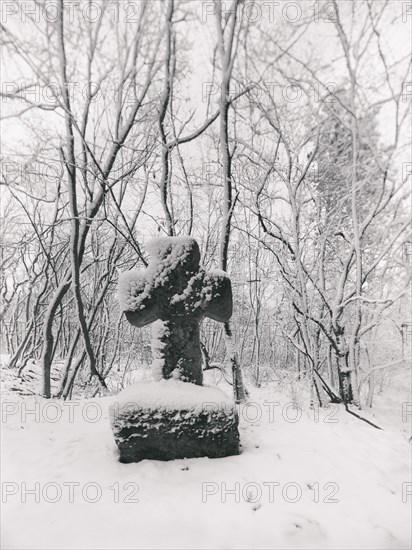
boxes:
[119,236,232,385]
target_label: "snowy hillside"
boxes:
[1,375,411,550]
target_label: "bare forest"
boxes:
[1,2,412,549]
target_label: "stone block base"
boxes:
[109,380,240,463]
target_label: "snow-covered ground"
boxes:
[1,368,411,550]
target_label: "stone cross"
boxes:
[119,236,232,385]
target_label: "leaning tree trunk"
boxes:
[57,0,107,396]
[334,2,362,408]
[214,0,247,403]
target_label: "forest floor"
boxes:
[1,362,411,550]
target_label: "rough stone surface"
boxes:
[111,404,240,463]
[110,379,239,462]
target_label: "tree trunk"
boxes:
[214,0,247,403]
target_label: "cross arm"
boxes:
[118,270,160,327]
[202,270,233,323]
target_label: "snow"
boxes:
[118,236,231,319]
[111,378,235,415]
[146,236,200,267]
[118,269,150,312]
[118,236,201,313]
[1,379,411,550]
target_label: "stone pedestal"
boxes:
[110,379,239,463]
